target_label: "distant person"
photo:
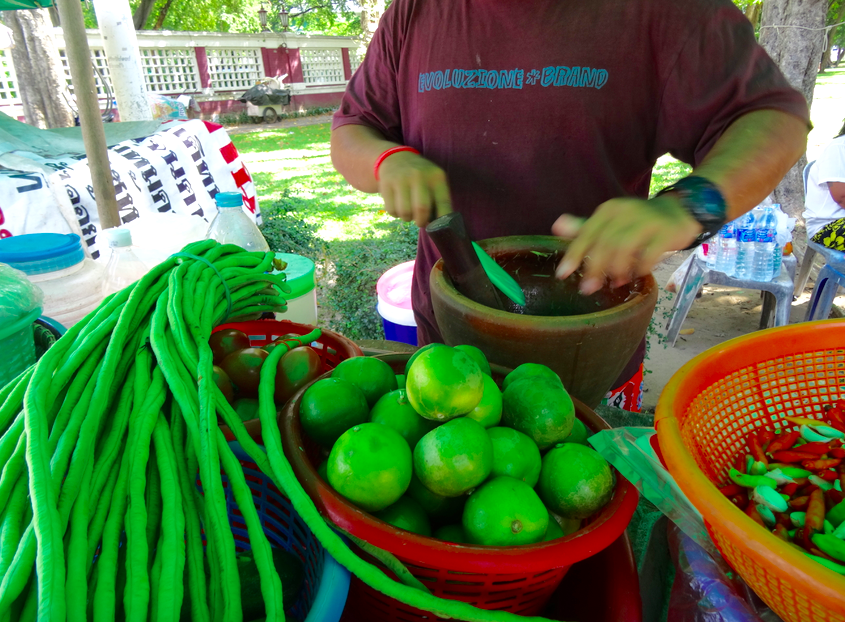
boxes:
[804,121,845,250]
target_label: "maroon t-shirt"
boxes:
[333,0,809,345]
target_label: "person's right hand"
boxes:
[377,151,453,228]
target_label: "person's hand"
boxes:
[552,194,703,295]
[377,151,453,228]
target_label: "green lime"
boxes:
[406,473,465,523]
[327,423,412,512]
[317,461,328,482]
[557,515,582,536]
[233,398,259,423]
[406,347,483,421]
[454,345,491,376]
[433,524,466,543]
[564,418,592,446]
[331,357,398,408]
[405,343,446,377]
[414,418,493,497]
[502,378,575,450]
[300,378,370,447]
[538,443,614,519]
[369,389,437,449]
[462,476,549,546]
[487,427,542,487]
[396,374,406,390]
[502,363,563,391]
[543,514,565,541]
[464,374,502,428]
[374,496,431,536]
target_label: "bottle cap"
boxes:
[106,228,133,248]
[216,192,244,208]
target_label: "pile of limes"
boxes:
[302,343,615,546]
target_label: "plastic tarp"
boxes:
[0,0,53,8]
[238,83,291,106]
[0,111,163,158]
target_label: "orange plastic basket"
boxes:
[655,320,845,622]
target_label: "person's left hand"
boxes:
[552,194,703,295]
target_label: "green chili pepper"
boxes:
[729,468,778,489]
[812,533,845,562]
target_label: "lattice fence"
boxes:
[0,50,19,105]
[59,48,113,98]
[140,48,199,94]
[301,48,344,84]
[206,48,263,90]
[348,47,362,75]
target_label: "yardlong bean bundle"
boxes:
[0,241,558,622]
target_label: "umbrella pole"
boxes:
[55,0,120,230]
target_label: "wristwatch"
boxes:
[655,176,727,249]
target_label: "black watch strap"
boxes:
[655,176,728,249]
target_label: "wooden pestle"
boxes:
[425,213,505,310]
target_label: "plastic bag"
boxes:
[149,94,188,120]
[772,203,795,249]
[589,427,718,558]
[668,522,782,622]
[0,262,43,323]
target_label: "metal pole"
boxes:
[92,0,152,122]
[55,0,120,230]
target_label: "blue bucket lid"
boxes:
[0,233,85,274]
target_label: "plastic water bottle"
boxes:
[751,206,777,281]
[713,222,737,275]
[206,192,271,252]
[102,228,148,297]
[734,212,756,279]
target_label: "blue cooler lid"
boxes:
[0,233,85,275]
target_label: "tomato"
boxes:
[264,333,306,355]
[210,329,251,365]
[212,365,235,403]
[275,346,323,404]
[234,397,260,423]
[220,347,269,396]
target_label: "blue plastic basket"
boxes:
[223,443,350,622]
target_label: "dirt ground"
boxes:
[224,113,335,135]
[641,242,840,412]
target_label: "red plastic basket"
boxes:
[280,353,639,621]
[212,319,363,442]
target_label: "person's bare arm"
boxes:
[554,109,808,294]
[829,182,845,208]
[331,124,452,226]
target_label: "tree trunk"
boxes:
[758,0,828,219]
[132,0,158,29]
[1,9,74,129]
[836,45,845,66]
[745,2,763,30]
[359,0,385,51]
[823,1,845,72]
[153,0,176,30]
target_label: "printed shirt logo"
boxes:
[418,66,608,93]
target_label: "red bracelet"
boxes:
[374,146,420,181]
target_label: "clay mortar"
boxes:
[430,235,658,408]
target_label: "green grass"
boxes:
[233,67,845,340]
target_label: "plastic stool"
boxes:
[804,262,845,321]
[666,254,796,347]
[794,240,845,296]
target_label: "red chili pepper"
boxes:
[818,470,839,481]
[789,495,810,510]
[828,419,845,434]
[776,512,792,529]
[809,547,837,561]
[773,523,791,542]
[830,448,845,459]
[795,441,833,456]
[719,484,743,497]
[781,482,800,497]
[795,528,811,551]
[826,489,845,508]
[806,488,826,538]
[828,407,845,425]
[766,430,801,455]
[802,459,842,470]
[748,434,769,465]
[758,429,776,451]
[734,452,748,474]
[772,450,819,463]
